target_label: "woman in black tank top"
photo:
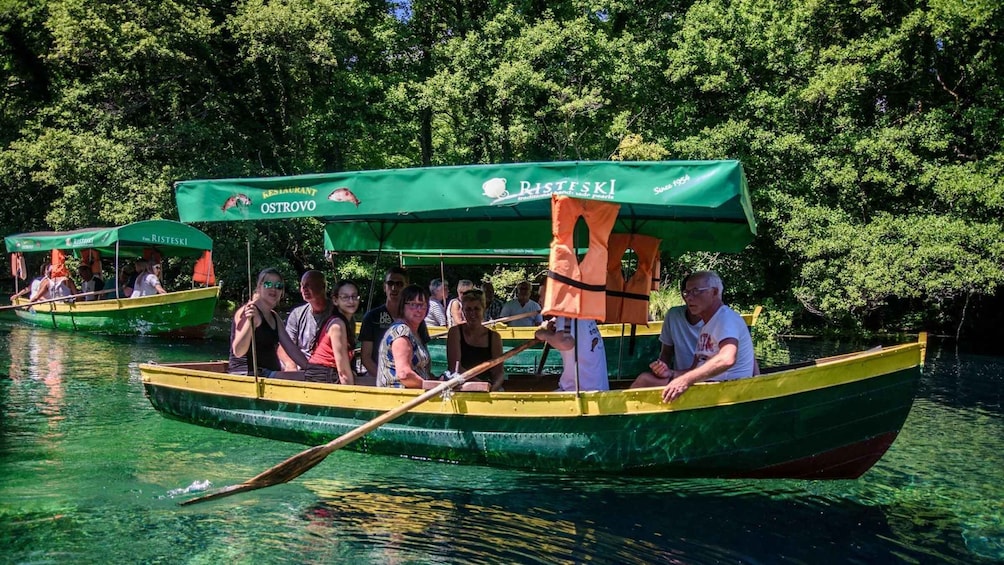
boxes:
[229,268,311,376]
[446,289,505,391]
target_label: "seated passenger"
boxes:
[229,268,309,377]
[655,270,757,403]
[447,279,474,327]
[446,289,504,391]
[499,281,543,327]
[129,260,166,297]
[305,281,360,385]
[376,284,432,388]
[77,264,105,300]
[630,274,702,389]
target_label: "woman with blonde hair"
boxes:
[229,268,309,377]
[447,289,505,391]
[447,279,475,327]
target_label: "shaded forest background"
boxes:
[1,0,1001,340]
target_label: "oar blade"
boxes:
[181,444,331,506]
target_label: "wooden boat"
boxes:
[149,160,926,478]
[140,333,926,478]
[5,220,220,336]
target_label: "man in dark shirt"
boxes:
[358,266,430,375]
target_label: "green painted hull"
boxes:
[142,339,925,478]
[12,287,219,336]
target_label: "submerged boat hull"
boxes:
[141,336,924,478]
[12,286,220,336]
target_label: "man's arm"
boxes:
[534,320,575,351]
[662,338,739,402]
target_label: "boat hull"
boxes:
[141,337,924,478]
[12,287,220,336]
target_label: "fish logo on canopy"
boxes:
[222,193,252,211]
[328,187,360,207]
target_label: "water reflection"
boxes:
[1,323,1002,563]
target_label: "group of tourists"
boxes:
[227,266,757,402]
[10,257,172,305]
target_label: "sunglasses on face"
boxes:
[385,280,405,288]
[404,302,427,310]
[262,280,285,290]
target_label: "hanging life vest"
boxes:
[10,252,26,280]
[143,248,162,265]
[193,250,216,285]
[604,233,661,325]
[50,249,69,278]
[541,195,620,322]
[80,248,102,276]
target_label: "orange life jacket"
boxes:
[604,233,661,325]
[143,248,162,265]
[80,249,102,276]
[50,249,69,278]
[10,252,26,280]
[193,250,216,285]
[542,195,620,321]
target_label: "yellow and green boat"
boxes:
[145,160,926,478]
[5,220,220,336]
[141,334,925,477]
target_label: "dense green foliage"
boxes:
[2,0,1001,337]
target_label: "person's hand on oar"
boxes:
[179,338,539,506]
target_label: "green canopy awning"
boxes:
[176,160,756,256]
[5,220,213,258]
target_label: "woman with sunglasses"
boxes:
[129,259,166,297]
[305,281,360,385]
[229,268,310,377]
[376,284,432,388]
[447,289,505,391]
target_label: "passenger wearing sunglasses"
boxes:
[129,259,166,297]
[229,268,310,377]
[359,266,430,376]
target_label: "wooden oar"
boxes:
[0,288,119,311]
[429,309,540,339]
[180,338,540,506]
[534,343,552,376]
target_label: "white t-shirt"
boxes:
[659,305,703,370]
[499,299,543,327]
[131,273,161,297]
[694,305,755,381]
[556,317,608,392]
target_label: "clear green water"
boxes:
[1,317,1001,564]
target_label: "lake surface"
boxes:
[1,316,1001,564]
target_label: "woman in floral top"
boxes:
[376,284,432,388]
